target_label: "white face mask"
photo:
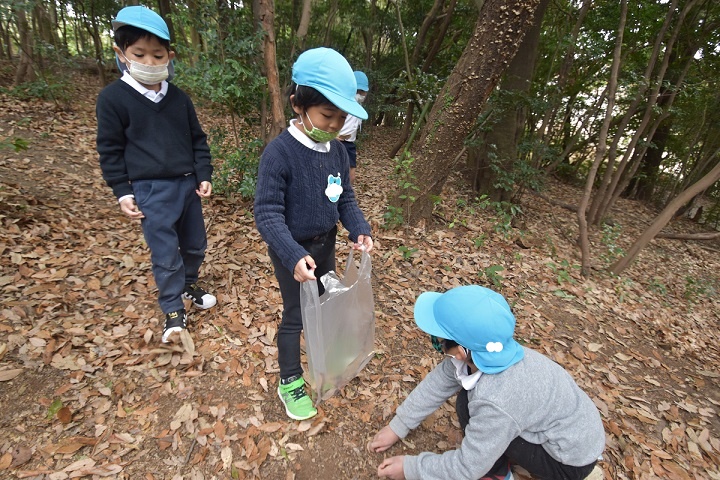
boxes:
[123,55,169,84]
[355,93,366,104]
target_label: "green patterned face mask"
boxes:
[302,112,339,143]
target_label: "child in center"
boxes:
[254,47,374,421]
[369,285,605,480]
[96,6,216,344]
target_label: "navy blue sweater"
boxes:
[254,128,372,273]
[96,80,213,199]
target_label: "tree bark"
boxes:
[395,0,542,224]
[468,0,548,201]
[611,157,720,275]
[13,7,35,85]
[253,0,285,143]
[577,0,626,276]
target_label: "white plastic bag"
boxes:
[300,249,375,403]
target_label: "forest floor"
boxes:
[0,74,719,480]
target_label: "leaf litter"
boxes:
[0,84,719,479]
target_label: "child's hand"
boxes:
[119,197,144,219]
[377,456,405,479]
[294,255,317,282]
[354,235,373,253]
[368,425,400,453]
[196,181,212,197]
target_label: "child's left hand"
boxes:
[354,235,373,252]
[196,181,212,197]
[377,456,405,479]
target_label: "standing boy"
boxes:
[338,70,369,184]
[96,6,216,343]
[369,285,605,480]
[254,48,373,421]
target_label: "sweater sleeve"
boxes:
[389,359,461,438]
[96,86,132,199]
[253,145,311,273]
[185,95,213,183]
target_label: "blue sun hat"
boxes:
[112,6,175,80]
[112,6,170,40]
[292,48,368,120]
[414,285,524,374]
[354,71,369,91]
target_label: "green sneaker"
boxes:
[277,375,317,420]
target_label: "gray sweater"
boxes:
[389,347,605,479]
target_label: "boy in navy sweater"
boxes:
[96,6,216,344]
[254,48,373,421]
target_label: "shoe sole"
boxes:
[277,386,317,421]
[182,293,217,310]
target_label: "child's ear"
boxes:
[290,95,303,115]
[168,50,176,61]
[112,45,125,63]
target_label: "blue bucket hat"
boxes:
[112,6,170,40]
[111,6,175,81]
[414,285,524,374]
[292,48,368,120]
[354,71,369,91]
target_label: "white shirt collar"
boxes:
[289,119,331,153]
[120,71,168,103]
[449,357,483,390]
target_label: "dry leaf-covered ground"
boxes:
[0,76,719,480]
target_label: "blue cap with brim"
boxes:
[414,285,525,374]
[292,48,368,120]
[354,71,369,91]
[112,6,171,40]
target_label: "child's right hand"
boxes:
[294,255,317,282]
[119,197,145,219]
[368,425,400,453]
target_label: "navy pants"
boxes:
[456,389,597,479]
[133,175,207,314]
[268,226,337,379]
[340,141,357,168]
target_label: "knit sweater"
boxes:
[254,128,371,273]
[389,348,605,480]
[96,80,213,199]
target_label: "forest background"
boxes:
[0,0,719,479]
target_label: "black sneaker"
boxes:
[182,283,217,309]
[162,309,187,343]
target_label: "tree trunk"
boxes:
[577,0,626,277]
[468,0,548,201]
[13,7,35,85]
[157,0,175,42]
[395,0,543,224]
[289,0,311,62]
[253,0,285,143]
[611,157,720,275]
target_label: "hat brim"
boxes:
[413,292,450,338]
[111,20,171,41]
[317,87,368,120]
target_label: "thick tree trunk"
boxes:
[396,0,542,224]
[14,8,35,85]
[468,0,548,201]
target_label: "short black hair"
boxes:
[114,25,171,52]
[444,339,459,350]
[287,82,333,110]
